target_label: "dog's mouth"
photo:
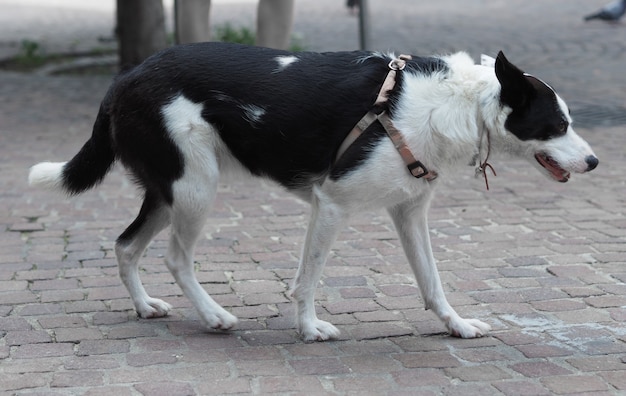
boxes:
[535,153,570,182]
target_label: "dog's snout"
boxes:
[585,155,599,172]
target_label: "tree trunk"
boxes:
[175,0,212,44]
[255,0,295,49]
[116,0,167,70]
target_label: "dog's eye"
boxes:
[558,120,568,133]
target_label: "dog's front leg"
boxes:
[387,198,491,338]
[292,187,345,342]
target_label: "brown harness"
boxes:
[335,55,438,181]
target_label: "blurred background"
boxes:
[1,0,625,126]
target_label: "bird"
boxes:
[584,0,626,21]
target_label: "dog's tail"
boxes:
[29,100,115,195]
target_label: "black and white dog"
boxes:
[29,42,598,342]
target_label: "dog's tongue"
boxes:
[535,153,570,182]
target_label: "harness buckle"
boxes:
[407,161,429,179]
[388,54,412,71]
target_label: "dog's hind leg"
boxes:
[292,186,346,342]
[388,198,491,338]
[116,192,173,318]
[164,157,238,330]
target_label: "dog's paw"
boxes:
[447,317,491,338]
[137,298,173,318]
[202,309,238,331]
[299,319,341,342]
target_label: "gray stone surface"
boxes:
[1,0,625,394]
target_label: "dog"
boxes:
[28,42,598,342]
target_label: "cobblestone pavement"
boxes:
[1,0,625,395]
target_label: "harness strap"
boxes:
[378,112,437,180]
[335,111,377,164]
[335,54,438,181]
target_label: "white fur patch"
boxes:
[239,104,265,125]
[162,95,207,138]
[273,55,298,72]
[161,94,219,170]
[28,162,66,190]
[480,54,496,67]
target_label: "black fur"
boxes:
[495,51,568,142]
[89,43,449,195]
[61,97,115,195]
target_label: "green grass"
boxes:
[214,23,306,51]
[215,23,256,46]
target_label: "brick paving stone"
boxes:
[2,357,64,374]
[0,319,33,334]
[493,380,552,396]
[237,359,294,376]
[445,364,511,382]
[1,290,38,304]
[258,376,325,394]
[108,367,172,385]
[84,386,134,396]
[394,351,463,368]
[5,330,52,345]
[552,307,612,324]
[323,299,382,314]
[346,321,414,340]
[51,370,104,388]
[39,316,87,329]
[133,381,195,396]
[453,347,510,363]
[0,280,29,291]
[332,375,394,393]
[225,345,283,361]
[106,324,158,339]
[12,343,75,359]
[64,356,120,370]
[64,300,107,313]
[541,374,609,394]
[18,302,64,315]
[354,309,404,322]
[31,278,78,291]
[54,327,103,342]
[510,361,572,378]
[241,330,301,346]
[197,378,252,395]
[289,357,350,375]
[92,311,132,325]
[441,382,502,396]
[599,371,626,391]
[391,368,451,388]
[341,354,401,373]
[126,351,180,367]
[76,340,130,356]
[0,373,50,392]
[566,355,626,372]
[340,287,377,299]
[40,289,85,303]
[515,343,575,359]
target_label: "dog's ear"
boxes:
[495,51,534,110]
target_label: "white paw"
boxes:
[202,309,238,331]
[447,317,491,338]
[299,319,341,342]
[137,298,172,318]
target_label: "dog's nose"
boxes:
[585,155,599,172]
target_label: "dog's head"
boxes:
[487,52,598,182]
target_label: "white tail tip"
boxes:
[28,162,66,190]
